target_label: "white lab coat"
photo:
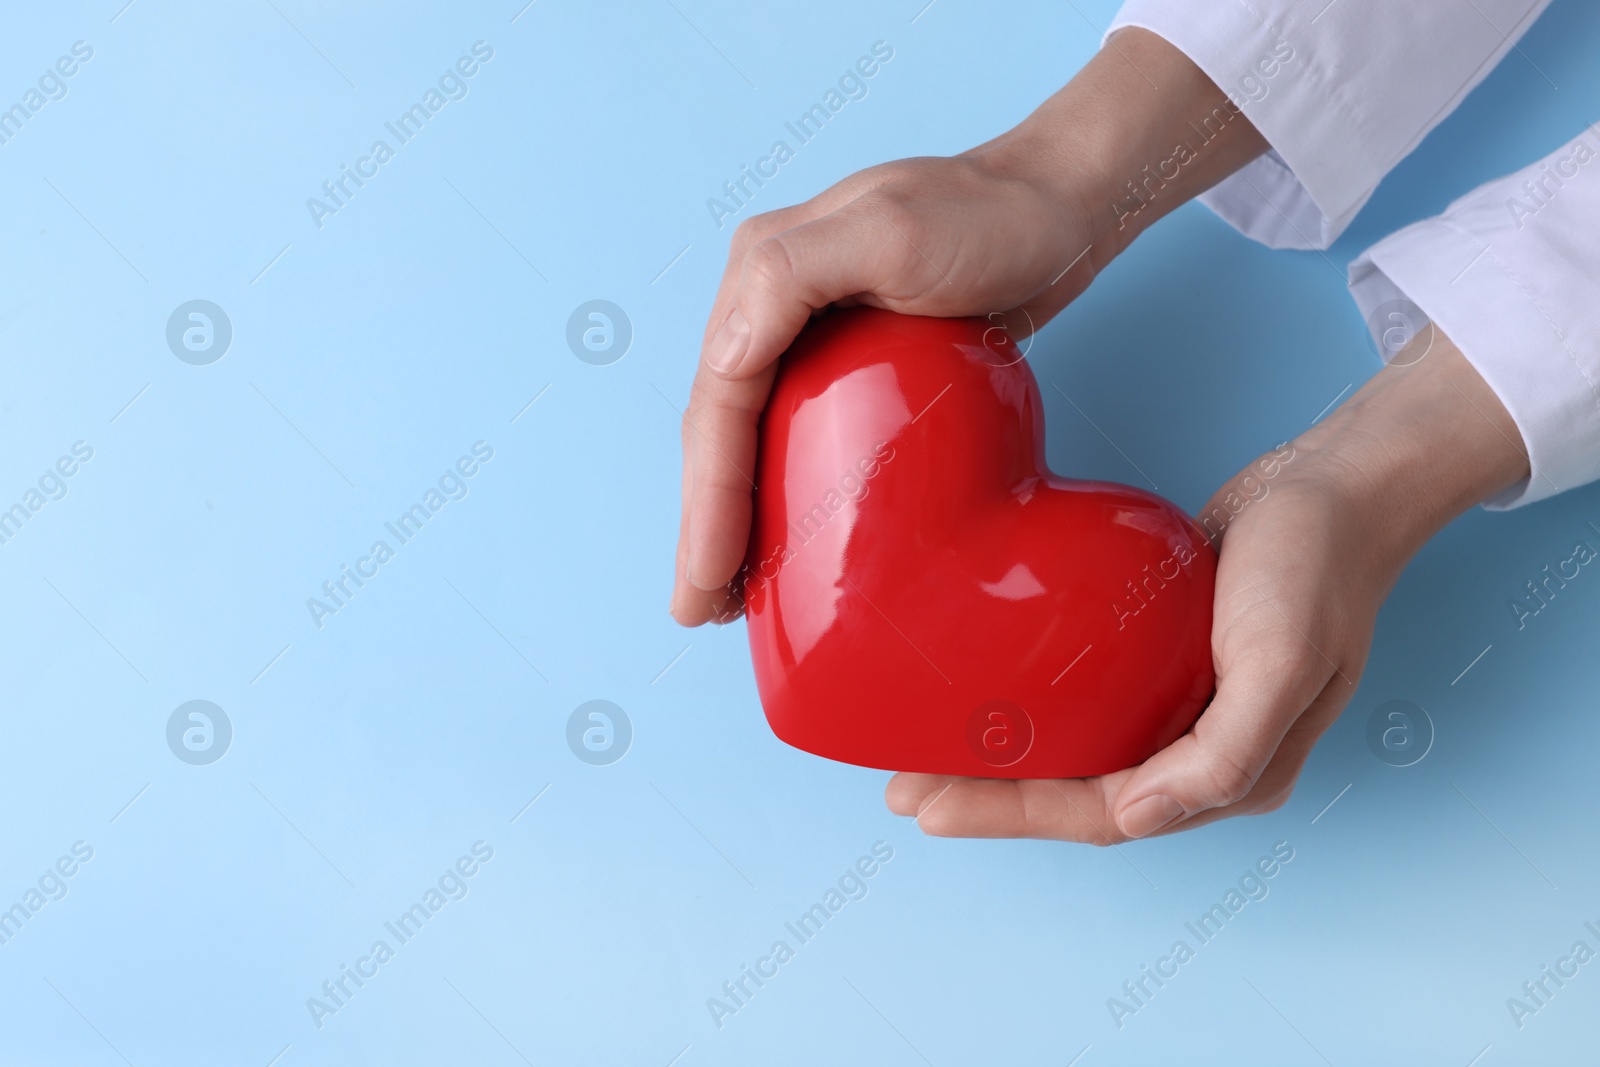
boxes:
[1111,0,1596,508]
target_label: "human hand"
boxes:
[671,28,1268,625]
[886,331,1531,841]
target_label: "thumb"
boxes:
[1113,644,1329,838]
[703,200,929,379]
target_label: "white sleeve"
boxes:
[1108,0,1553,249]
[1347,127,1600,509]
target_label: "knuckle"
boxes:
[1231,636,1319,679]
[732,210,794,256]
[682,399,711,445]
[731,215,764,242]
[695,376,765,425]
[1026,785,1122,845]
[700,458,749,495]
[731,214,771,252]
[862,192,923,242]
[1202,751,1259,806]
[743,234,799,293]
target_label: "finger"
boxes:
[686,204,936,588]
[671,404,745,626]
[697,206,816,353]
[884,773,952,816]
[673,167,903,610]
[693,163,907,360]
[702,201,925,380]
[887,773,1131,844]
[673,206,820,617]
[1133,681,1352,837]
[887,678,1346,843]
[683,361,776,591]
[1112,636,1332,838]
[914,779,1032,839]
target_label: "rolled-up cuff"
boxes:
[1108,2,1382,250]
[1349,217,1600,509]
[1109,0,1552,251]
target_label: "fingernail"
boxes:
[1119,794,1185,838]
[706,309,751,375]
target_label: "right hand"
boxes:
[670,152,1105,625]
[669,28,1268,626]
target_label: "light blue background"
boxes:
[2,1,1597,1064]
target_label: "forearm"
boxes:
[965,27,1269,267]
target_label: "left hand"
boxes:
[886,330,1531,842]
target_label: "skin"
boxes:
[672,29,1531,841]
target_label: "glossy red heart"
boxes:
[738,307,1216,779]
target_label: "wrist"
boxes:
[1296,331,1530,560]
[966,28,1268,265]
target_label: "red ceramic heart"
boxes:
[739,307,1216,779]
